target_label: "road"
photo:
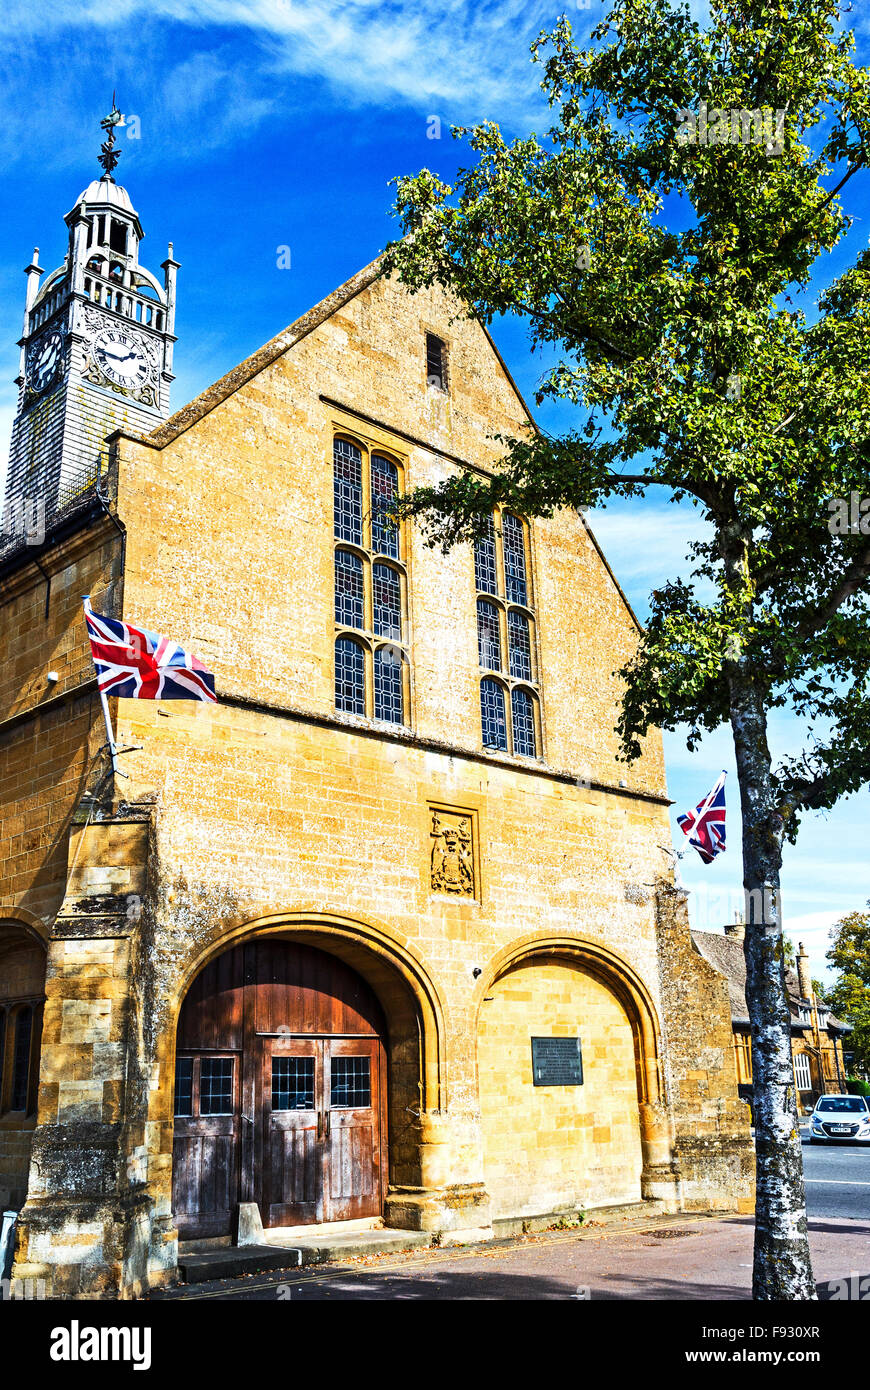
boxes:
[801,1130,870,1220]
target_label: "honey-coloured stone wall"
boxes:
[478,959,643,1219]
[1,262,754,1298]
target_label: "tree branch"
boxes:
[795,539,870,641]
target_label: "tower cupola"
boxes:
[1,100,178,555]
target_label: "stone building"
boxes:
[0,142,753,1299]
[692,925,849,1112]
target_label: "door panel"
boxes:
[172,1054,241,1239]
[325,1039,383,1222]
[172,941,388,1236]
[263,1039,322,1226]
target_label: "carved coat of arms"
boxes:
[430,811,475,896]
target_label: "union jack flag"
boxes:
[677,771,727,864]
[83,597,217,703]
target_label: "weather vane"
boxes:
[98,91,125,180]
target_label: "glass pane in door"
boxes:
[272,1056,316,1110]
[330,1056,371,1108]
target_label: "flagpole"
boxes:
[98,685,119,778]
[83,594,119,778]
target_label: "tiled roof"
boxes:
[690,929,847,1031]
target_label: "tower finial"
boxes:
[98,94,125,181]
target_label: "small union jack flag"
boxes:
[677,771,727,864]
[83,597,217,703]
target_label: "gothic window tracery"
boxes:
[480,677,508,751]
[474,516,498,596]
[335,636,365,715]
[373,563,402,641]
[335,549,364,630]
[333,434,409,725]
[371,455,399,558]
[333,438,363,545]
[473,508,541,758]
[477,599,502,671]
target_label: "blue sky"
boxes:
[1,1,868,983]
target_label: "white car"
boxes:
[809,1095,870,1144]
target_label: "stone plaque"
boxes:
[429,808,475,897]
[531,1036,583,1087]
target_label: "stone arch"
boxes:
[474,934,677,1214]
[0,918,49,1211]
[0,907,50,947]
[169,912,446,1113]
[476,934,664,1106]
[155,912,447,1236]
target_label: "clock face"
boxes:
[93,329,149,389]
[29,330,64,392]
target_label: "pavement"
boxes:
[156,1211,870,1301]
[156,1140,870,1301]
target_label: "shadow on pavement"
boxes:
[163,1268,750,1301]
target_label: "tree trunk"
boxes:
[730,675,816,1300]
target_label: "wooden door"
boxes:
[262,1037,321,1226]
[324,1037,383,1222]
[172,1053,241,1239]
[172,940,388,1237]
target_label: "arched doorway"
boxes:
[171,938,388,1238]
[0,922,47,1212]
[477,952,645,1219]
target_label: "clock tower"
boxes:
[2,102,178,537]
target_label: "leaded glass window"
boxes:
[272,1057,315,1111]
[200,1057,234,1115]
[335,549,364,629]
[371,455,399,558]
[174,1057,193,1117]
[508,610,532,681]
[480,678,508,750]
[373,563,402,641]
[512,687,536,758]
[333,435,409,723]
[331,1056,371,1108]
[335,637,365,714]
[477,599,502,671]
[502,512,528,606]
[475,510,540,757]
[334,438,363,544]
[374,646,403,723]
[474,516,498,595]
[10,1006,32,1111]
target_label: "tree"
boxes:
[385,0,870,1299]
[827,904,870,1073]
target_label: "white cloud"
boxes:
[0,0,568,141]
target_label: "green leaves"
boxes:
[386,0,870,819]
[826,907,870,1072]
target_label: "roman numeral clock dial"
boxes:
[92,328,150,392]
[26,329,64,397]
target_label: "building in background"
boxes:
[691,925,849,1113]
